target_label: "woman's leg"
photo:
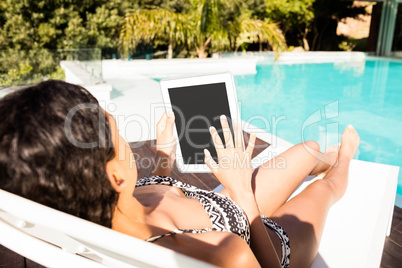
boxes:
[219,139,337,216]
[268,125,360,267]
[252,140,337,217]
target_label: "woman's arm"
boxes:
[150,111,176,176]
[155,230,261,268]
[204,115,281,267]
[231,191,281,267]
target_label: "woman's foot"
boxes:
[326,145,338,152]
[322,125,360,202]
[339,125,360,162]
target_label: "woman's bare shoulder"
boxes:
[154,231,260,267]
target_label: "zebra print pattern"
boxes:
[137,176,290,267]
[261,214,290,268]
[137,176,250,243]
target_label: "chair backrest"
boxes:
[0,189,213,268]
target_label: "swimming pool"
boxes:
[234,58,402,196]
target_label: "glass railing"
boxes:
[0,48,103,88]
[59,48,103,84]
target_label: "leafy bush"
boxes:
[0,49,65,87]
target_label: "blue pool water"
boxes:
[234,58,402,196]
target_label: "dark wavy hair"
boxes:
[0,80,117,227]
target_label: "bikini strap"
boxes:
[146,228,211,243]
[136,176,199,191]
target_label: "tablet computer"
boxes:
[160,72,243,173]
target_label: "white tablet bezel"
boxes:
[159,72,243,173]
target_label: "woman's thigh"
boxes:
[269,180,335,267]
[253,141,323,216]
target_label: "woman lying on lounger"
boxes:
[0,80,359,267]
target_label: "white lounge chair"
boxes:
[0,189,213,268]
[0,127,399,268]
[293,159,398,268]
[1,158,398,267]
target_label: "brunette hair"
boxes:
[0,80,117,227]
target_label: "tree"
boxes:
[0,0,126,86]
[189,0,287,57]
[120,0,287,58]
[0,49,65,87]
[0,0,126,51]
[119,1,227,58]
[237,18,287,57]
[86,5,123,50]
[189,0,229,58]
[119,8,188,59]
[265,0,314,51]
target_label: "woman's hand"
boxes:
[151,111,176,176]
[156,111,176,158]
[204,115,256,198]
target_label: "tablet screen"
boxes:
[168,82,234,165]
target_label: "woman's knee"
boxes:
[293,141,321,165]
[302,140,320,153]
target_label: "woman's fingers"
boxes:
[234,119,243,149]
[156,112,168,135]
[166,110,175,134]
[157,111,175,135]
[220,115,234,148]
[210,126,224,151]
[204,149,218,173]
[245,133,256,159]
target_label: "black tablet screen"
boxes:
[168,82,234,164]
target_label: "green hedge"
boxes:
[0,49,65,87]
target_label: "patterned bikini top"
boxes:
[136,176,250,244]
